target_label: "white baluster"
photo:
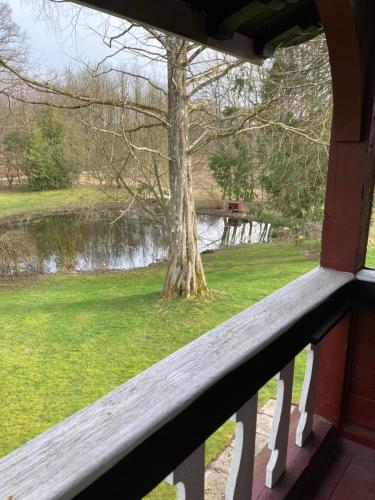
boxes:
[165,444,205,500]
[226,393,258,500]
[296,343,321,447]
[266,359,294,488]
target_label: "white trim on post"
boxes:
[266,359,295,488]
[165,444,205,500]
[226,393,258,500]
[296,343,321,447]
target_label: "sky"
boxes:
[9,0,129,71]
[7,0,240,87]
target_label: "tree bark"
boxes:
[161,39,210,299]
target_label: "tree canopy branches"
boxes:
[0,0,332,296]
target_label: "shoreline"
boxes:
[0,241,294,284]
[0,201,126,224]
[0,186,274,224]
[0,201,248,225]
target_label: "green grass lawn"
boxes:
[366,249,375,268]
[0,187,127,219]
[366,218,375,268]
[0,241,319,497]
[0,186,217,220]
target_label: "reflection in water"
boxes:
[202,216,272,250]
[0,211,273,274]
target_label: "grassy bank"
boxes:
[0,241,319,496]
[0,187,127,220]
[0,186,223,221]
[366,217,375,268]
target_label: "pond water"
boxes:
[0,210,273,274]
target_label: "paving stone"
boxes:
[255,433,269,456]
[261,398,276,417]
[256,412,274,437]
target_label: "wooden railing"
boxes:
[166,340,324,499]
[3,266,370,500]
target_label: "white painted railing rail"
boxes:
[0,267,355,499]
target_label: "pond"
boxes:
[0,210,273,274]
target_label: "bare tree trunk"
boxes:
[162,39,210,299]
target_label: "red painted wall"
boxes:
[344,311,375,445]
[315,0,375,440]
[315,316,351,427]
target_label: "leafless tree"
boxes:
[0,1,27,102]
[0,2,331,297]
[0,6,275,298]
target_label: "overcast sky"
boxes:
[9,0,126,70]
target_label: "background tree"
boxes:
[25,108,77,191]
[258,36,330,222]
[0,1,332,296]
[209,137,257,203]
[207,35,331,225]
[2,129,27,185]
[0,9,273,298]
[0,1,28,187]
[0,1,26,84]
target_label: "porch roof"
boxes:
[77,0,322,62]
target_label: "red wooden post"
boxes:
[315,0,375,427]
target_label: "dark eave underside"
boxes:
[185,0,322,57]
[78,0,323,61]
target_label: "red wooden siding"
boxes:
[315,316,351,427]
[316,0,375,438]
[346,312,375,435]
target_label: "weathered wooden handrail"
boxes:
[0,267,357,499]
